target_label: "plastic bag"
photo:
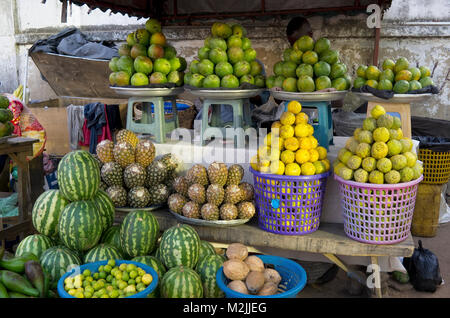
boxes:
[403,240,443,292]
[413,136,450,152]
[0,193,18,218]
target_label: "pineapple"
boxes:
[201,203,219,221]
[186,164,209,186]
[101,162,124,187]
[106,185,128,207]
[116,129,139,148]
[96,140,114,163]
[239,182,254,201]
[92,154,104,170]
[220,203,238,220]
[123,163,147,189]
[148,183,170,205]
[168,193,188,214]
[226,164,244,186]
[127,186,151,208]
[188,183,206,204]
[182,201,201,219]
[160,153,181,172]
[113,142,135,168]
[207,162,228,186]
[173,176,190,197]
[224,184,244,205]
[206,184,225,206]
[135,139,156,168]
[99,181,108,191]
[237,201,256,219]
[145,160,168,186]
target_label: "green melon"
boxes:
[120,210,160,258]
[15,234,55,259]
[57,150,100,201]
[32,190,70,238]
[159,224,200,270]
[101,225,128,258]
[58,201,103,252]
[83,243,123,263]
[197,240,216,268]
[132,255,166,298]
[40,245,81,288]
[92,189,115,232]
[160,265,203,298]
[196,254,225,298]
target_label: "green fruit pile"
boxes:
[353,57,434,93]
[108,19,187,87]
[63,260,154,298]
[267,36,351,92]
[334,104,423,184]
[0,95,14,138]
[185,22,266,89]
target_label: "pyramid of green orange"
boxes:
[353,57,434,93]
[267,36,351,92]
[108,19,187,87]
[334,105,423,184]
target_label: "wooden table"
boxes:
[115,208,415,298]
[0,137,41,245]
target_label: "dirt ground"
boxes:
[298,221,450,298]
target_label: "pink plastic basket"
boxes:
[250,167,331,235]
[334,174,423,244]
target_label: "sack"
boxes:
[403,240,443,292]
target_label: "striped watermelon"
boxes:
[32,190,70,238]
[92,189,115,231]
[57,150,100,201]
[83,243,123,263]
[15,234,55,259]
[40,245,81,288]
[160,265,203,298]
[120,210,160,258]
[132,255,166,298]
[101,225,129,258]
[196,254,225,298]
[58,200,103,252]
[197,240,216,268]
[159,224,200,270]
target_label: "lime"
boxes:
[82,269,91,277]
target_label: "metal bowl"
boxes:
[186,88,264,100]
[110,86,184,97]
[271,90,348,102]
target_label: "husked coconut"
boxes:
[226,243,248,261]
[245,271,265,294]
[244,255,265,272]
[257,282,278,296]
[227,280,249,295]
[263,268,282,285]
[223,259,250,281]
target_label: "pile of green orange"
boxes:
[333,105,423,184]
[267,36,351,92]
[108,19,186,87]
[353,57,434,93]
[185,22,266,89]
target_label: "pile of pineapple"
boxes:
[251,101,331,176]
[167,162,256,221]
[95,129,180,208]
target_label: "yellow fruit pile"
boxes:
[333,104,423,184]
[251,101,330,176]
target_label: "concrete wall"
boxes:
[1,0,449,120]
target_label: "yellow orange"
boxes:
[287,101,302,114]
[250,155,259,171]
[264,133,272,146]
[271,121,282,130]
[299,137,312,150]
[284,137,299,151]
[280,111,296,126]
[313,161,326,174]
[280,125,295,139]
[309,136,318,149]
[309,149,319,162]
[321,159,331,171]
[306,124,314,136]
[316,146,327,160]
[301,162,316,175]
[294,124,309,138]
[295,149,310,164]
[285,163,301,176]
[295,112,309,125]
[280,150,295,164]
[270,160,285,175]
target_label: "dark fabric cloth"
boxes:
[105,105,122,132]
[411,116,450,139]
[84,102,107,154]
[351,85,440,99]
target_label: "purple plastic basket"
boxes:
[250,167,331,235]
[334,174,423,245]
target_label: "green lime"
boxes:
[84,291,93,298]
[104,265,112,273]
[135,276,142,284]
[128,279,136,285]
[119,263,127,271]
[125,292,135,297]
[82,280,91,288]
[93,273,99,280]
[101,294,110,298]
[118,281,128,290]
[122,272,130,281]
[106,275,113,283]
[98,265,105,272]
[126,264,137,272]
[99,271,107,279]
[85,286,94,294]
[137,268,146,276]
[82,269,91,277]
[109,290,120,298]
[136,283,146,292]
[129,270,138,279]
[86,276,93,283]
[107,260,116,267]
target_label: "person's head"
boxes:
[286,16,313,46]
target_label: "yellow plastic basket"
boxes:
[418,148,450,184]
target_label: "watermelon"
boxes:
[32,190,70,238]
[40,245,81,288]
[57,150,100,201]
[120,210,160,258]
[83,243,123,263]
[160,265,203,298]
[15,234,55,259]
[151,244,162,261]
[197,240,216,268]
[101,225,129,258]
[159,224,200,270]
[92,189,115,231]
[58,200,103,252]
[132,255,166,298]
[196,254,225,298]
